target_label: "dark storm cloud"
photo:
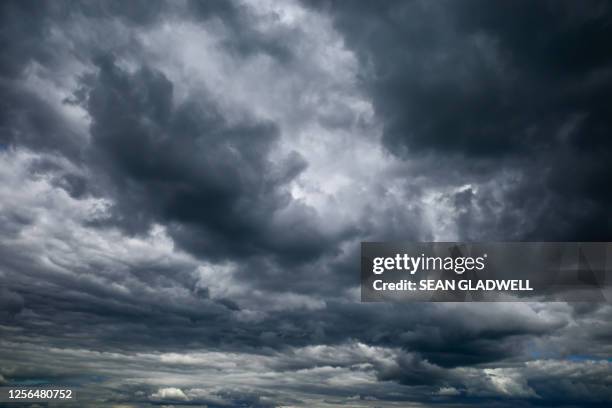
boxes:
[1,1,612,407]
[0,1,54,78]
[80,54,342,264]
[1,0,343,264]
[0,84,83,160]
[305,0,612,241]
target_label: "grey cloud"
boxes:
[1,1,611,407]
[81,54,342,265]
[306,0,612,241]
[0,289,24,317]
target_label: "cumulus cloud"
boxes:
[150,387,189,401]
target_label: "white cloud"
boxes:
[150,387,189,401]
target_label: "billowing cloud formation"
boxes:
[306,0,612,241]
[0,1,611,407]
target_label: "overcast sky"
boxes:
[1,1,611,407]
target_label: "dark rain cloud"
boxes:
[306,0,612,241]
[80,54,346,265]
[1,1,612,407]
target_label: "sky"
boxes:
[0,0,611,407]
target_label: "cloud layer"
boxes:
[1,1,611,407]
